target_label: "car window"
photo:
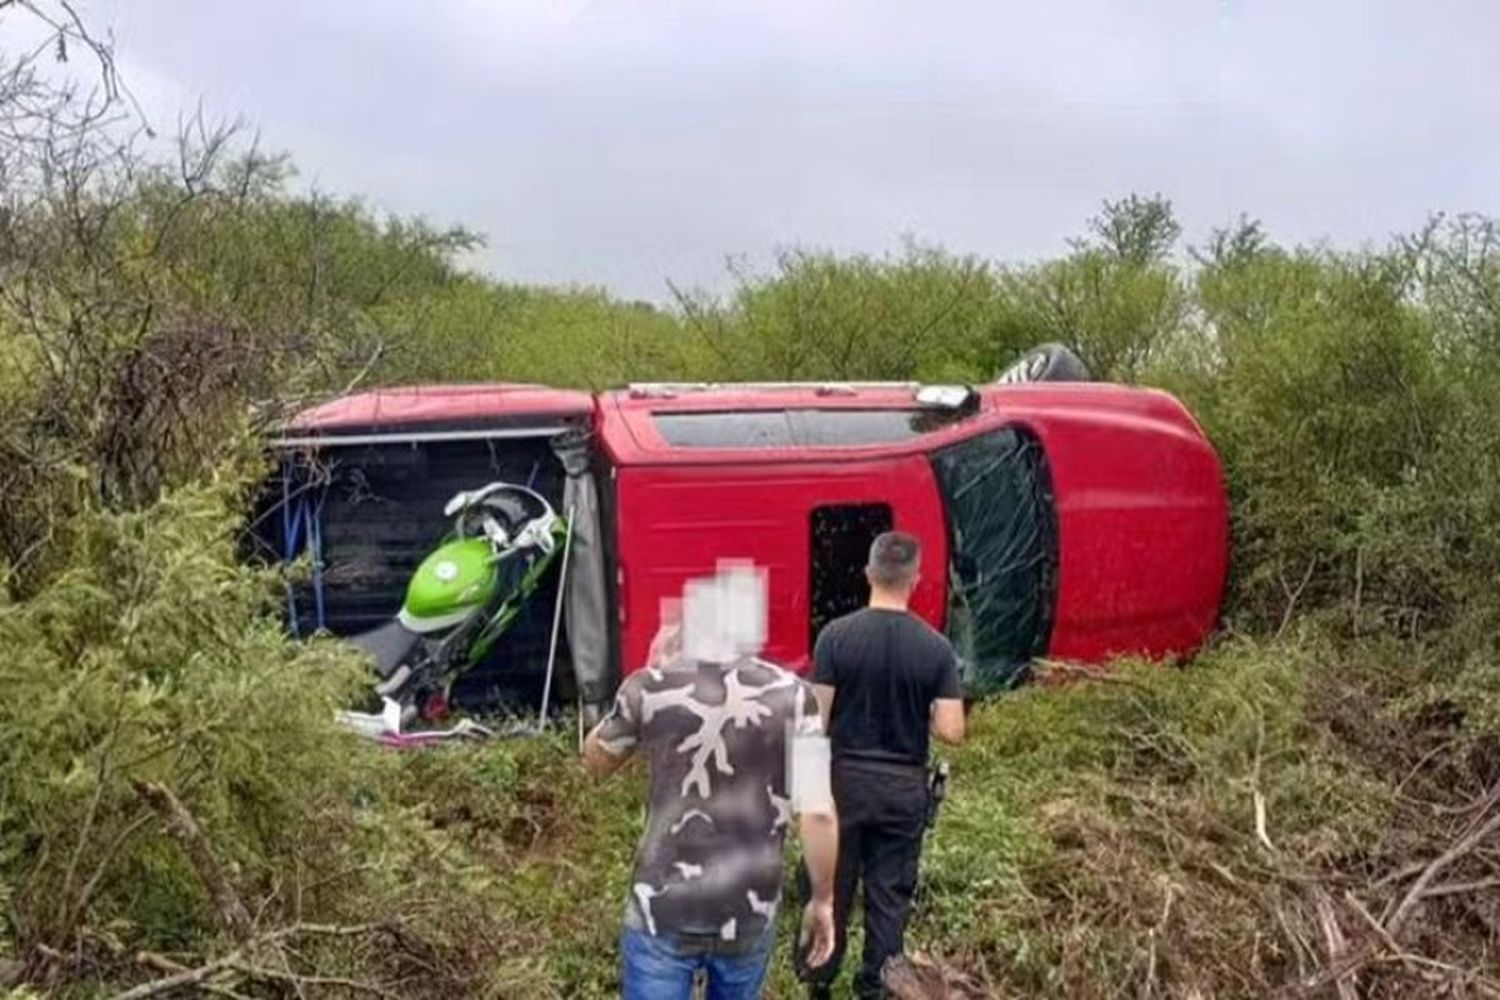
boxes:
[930,426,1058,694]
[653,408,967,448]
[652,411,794,448]
[809,503,894,647]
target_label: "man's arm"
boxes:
[791,683,838,968]
[582,723,634,777]
[799,810,838,901]
[930,646,967,746]
[581,678,641,777]
[930,698,966,746]
[812,683,836,729]
[796,784,839,968]
[810,627,837,729]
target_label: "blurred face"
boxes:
[681,562,768,663]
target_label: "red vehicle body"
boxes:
[597,382,1226,677]
[285,379,1228,694]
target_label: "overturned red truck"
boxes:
[260,374,1228,720]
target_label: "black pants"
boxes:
[800,757,928,999]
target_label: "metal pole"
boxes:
[577,689,586,753]
[538,502,577,731]
[275,426,573,449]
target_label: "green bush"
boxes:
[0,479,635,996]
[672,245,1022,384]
[0,477,366,955]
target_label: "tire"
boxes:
[996,343,1091,384]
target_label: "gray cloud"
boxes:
[78,0,1500,299]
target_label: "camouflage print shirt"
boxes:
[593,656,822,945]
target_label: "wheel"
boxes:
[996,343,1091,384]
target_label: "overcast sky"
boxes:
[59,0,1500,299]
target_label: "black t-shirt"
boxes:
[813,608,962,766]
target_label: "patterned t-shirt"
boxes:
[594,655,822,944]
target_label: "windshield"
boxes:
[929,426,1058,694]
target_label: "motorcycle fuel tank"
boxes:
[398,537,498,633]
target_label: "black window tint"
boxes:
[654,411,794,448]
[931,427,1058,695]
[654,409,967,448]
[792,409,966,445]
[810,503,894,646]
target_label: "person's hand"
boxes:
[799,897,836,969]
[646,623,680,669]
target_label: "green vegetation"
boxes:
[4,42,1500,999]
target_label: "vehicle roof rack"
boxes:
[625,381,920,399]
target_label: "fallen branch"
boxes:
[1312,890,1359,1000]
[1420,875,1500,898]
[1144,882,1176,997]
[133,780,253,942]
[133,953,188,976]
[234,963,400,998]
[1372,859,1428,891]
[1386,805,1500,940]
[112,950,245,1000]
[1033,658,1153,692]
[1345,891,1423,980]
[1252,711,1276,853]
[1254,791,1275,852]
[1344,898,1500,1000]
[110,924,385,1000]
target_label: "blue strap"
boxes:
[308,485,327,632]
[281,466,304,635]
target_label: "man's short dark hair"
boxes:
[868,531,921,589]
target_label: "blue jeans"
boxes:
[620,926,774,1000]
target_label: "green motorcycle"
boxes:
[338,482,569,744]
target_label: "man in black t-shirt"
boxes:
[802,531,966,998]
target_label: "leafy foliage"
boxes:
[0,477,363,973]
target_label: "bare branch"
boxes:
[1386,805,1500,940]
[133,780,253,942]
